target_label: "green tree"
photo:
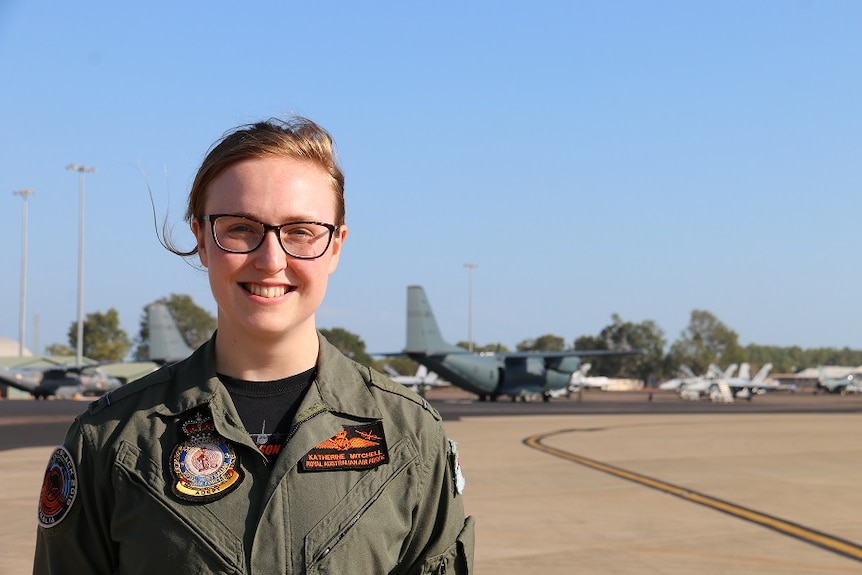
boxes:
[134,294,216,360]
[373,356,420,377]
[576,314,665,382]
[68,308,132,361]
[667,310,744,376]
[516,334,565,352]
[456,341,510,353]
[45,343,74,356]
[320,327,372,365]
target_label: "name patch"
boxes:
[301,422,389,472]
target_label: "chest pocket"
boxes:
[303,436,419,574]
[113,440,245,574]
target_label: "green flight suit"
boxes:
[34,334,474,574]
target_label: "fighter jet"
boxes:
[382,364,445,395]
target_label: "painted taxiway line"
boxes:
[523,428,862,564]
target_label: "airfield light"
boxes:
[66,164,96,366]
[464,263,478,352]
[13,189,36,356]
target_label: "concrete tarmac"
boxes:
[2,391,861,574]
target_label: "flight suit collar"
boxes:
[154,334,249,445]
[155,332,384,423]
[311,333,383,421]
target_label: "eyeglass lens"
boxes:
[212,215,333,258]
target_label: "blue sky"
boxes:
[1,0,859,357]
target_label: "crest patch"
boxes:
[171,410,242,502]
[38,446,78,528]
[301,421,389,471]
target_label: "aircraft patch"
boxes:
[449,439,466,495]
[300,421,389,472]
[171,410,242,502]
[38,446,78,528]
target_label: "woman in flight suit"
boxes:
[34,117,474,574]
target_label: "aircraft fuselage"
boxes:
[408,352,578,400]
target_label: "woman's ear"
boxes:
[192,218,208,268]
[327,224,348,274]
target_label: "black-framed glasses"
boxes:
[203,214,338,259]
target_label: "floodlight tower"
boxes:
[66,164,96,366]
[13,189,35,356]
[464,263,478,352]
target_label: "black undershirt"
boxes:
[218,367,316,463]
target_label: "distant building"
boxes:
[0,337,32,358]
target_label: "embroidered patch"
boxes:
[38,446,78,528]
[449,439,466,495]
[300,421,389,472]
[171,410,242,502]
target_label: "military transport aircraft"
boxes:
[400,285,641,401]
[146,302,195,363]
[0,302,196,399]
[0,364,121,399]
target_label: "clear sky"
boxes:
[1,0,859,358]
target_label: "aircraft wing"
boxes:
[0,370,39,394]
[499,349,642,359]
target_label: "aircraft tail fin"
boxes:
[147,303,195,363]
[678,365,696,379]
[406,286,465,356]
[707,364,724,379]
[752,363,773,384]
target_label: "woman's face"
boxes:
[192,156,347,345]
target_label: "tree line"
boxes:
[45,295,862,382]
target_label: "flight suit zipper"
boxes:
[311,490,376,564]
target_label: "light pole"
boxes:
[67,164,96,366]
[464,263,478,352]
[13,189,35,356]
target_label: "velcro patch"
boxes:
[301,422,389,472]
[38,446,78,528]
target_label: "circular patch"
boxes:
[172,435,240,501]
[38,446,78,528]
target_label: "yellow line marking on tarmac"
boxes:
[524,428,862,564]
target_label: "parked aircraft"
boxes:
[677,364,736,403]
[545,363,603,399]
[146,302,196,363]
[0,302,195,399]
[569,362,620,391]
[663,362,781,403]
[0,364,123,399]
[816,367,862,395]
[401,285,641,401]
[658,364,732,394]
[382,364,445,395]
[658,365,700,392]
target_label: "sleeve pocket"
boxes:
[421,515,475,574]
